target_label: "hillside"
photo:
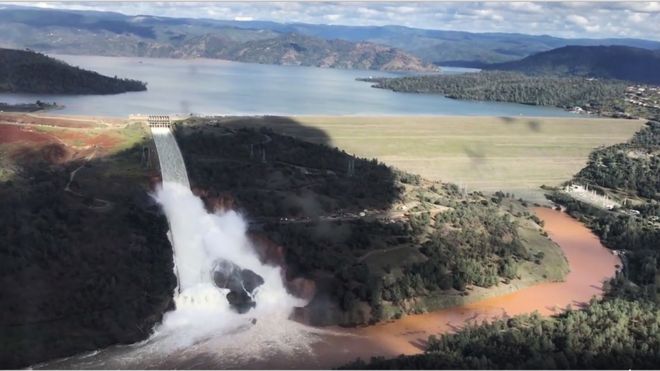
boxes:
[574,121,660,200]
[252,23,660,66]
[0,48,146,94]
[485,45,660,84]
[2,6,660,68]
[173,33,436,71]
[342,122,660,371]
[0,7,434,72]
[0,114,570,366]
[361,71,660,119]
[361,71,627,110]
[175,117,568,326]
[0,116,175,368]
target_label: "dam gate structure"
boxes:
[148,116,191,189]
[147,115,172,128]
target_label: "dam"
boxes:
[149,116,191,189]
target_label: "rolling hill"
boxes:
[0,48,146,94]
[1,5,660,68]
[0,7,435,72]
[243,23,660,66]
[484,45,660,84]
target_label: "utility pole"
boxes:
[347,156,355,177]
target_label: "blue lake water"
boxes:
[0,55,576,117]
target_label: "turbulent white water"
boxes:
[154,181,305,318]
[39,193,323,368]
[135,126,313,366]
[33,126,326,369]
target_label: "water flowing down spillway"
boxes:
[134,126,316,366]
[151,127,190,189]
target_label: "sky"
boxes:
[6,1,660,41]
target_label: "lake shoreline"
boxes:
[0,54,578,117]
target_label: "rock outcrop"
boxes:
[213,259,265,314]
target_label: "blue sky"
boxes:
[8,1,660,40]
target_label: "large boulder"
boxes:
[212,259,264,313]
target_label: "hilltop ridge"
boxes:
[0,48,146,94]
[485,45,660,84]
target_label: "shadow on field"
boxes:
[178,115,401,215]
[462,116,544,170]
[498,116,543,132]
[174,116,418,327]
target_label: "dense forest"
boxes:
[343,121,660,369]
[0,140,175,368]
[484,45,660,85]
[175,120,563,326]
[0,48,146,94]
[361,71,626,109]
[555,121,660,301]
[344,298,660,369]
[575,121,660,199]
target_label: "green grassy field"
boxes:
[226,116,644,203]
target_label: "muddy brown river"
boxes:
[280,207,621,369]
[43,207,619,369]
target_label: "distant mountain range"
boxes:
[229,22,660,66]
[484,46,660,84]
[1,5,659,69]
[0,48,146,94]
[0,6,434,72]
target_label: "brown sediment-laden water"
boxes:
[287,207,621,369]
[41,207,619,369]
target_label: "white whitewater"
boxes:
[32,126,355,369]
[136,125,315,366]
[149,125,304,308]
[34,126,327,369]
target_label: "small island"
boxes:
[0,101,59,112]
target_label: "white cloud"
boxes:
[628,12,650,23]
[323,14,341,22]
[4,1,660,41]
[567,14,591,27]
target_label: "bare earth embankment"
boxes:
[216,115,644,204]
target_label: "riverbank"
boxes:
[300,207,621,369]
[37,207,620,369]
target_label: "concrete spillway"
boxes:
[150,125,212,296]
[151,127,191,189]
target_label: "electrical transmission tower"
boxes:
[347,156,355,177]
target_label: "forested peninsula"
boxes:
[0,48,146,94]
[360,71,660,120]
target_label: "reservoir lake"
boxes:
[0,55,577,117]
